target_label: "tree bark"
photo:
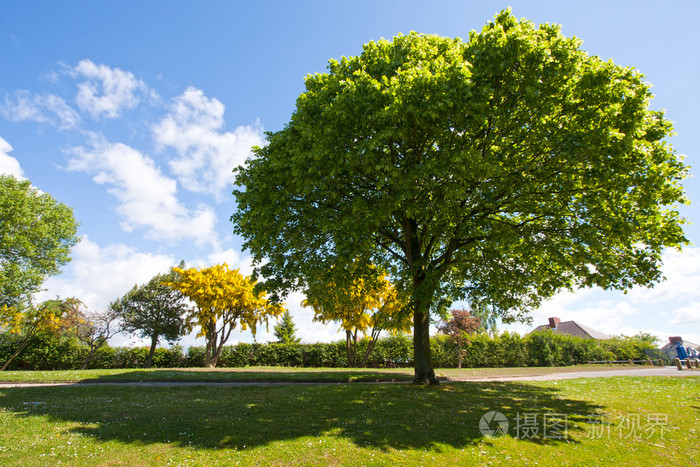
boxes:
[205,325,215,368]
[360,328,381,367]
[145,334,158,368]
[457,340,463,369]
[413,301,439,385]
[81,347,95,370]
[346,329,357,367]
[0,334,33,371]
[81,337,107,370]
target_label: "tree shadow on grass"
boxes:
[0,381,604,452]
[73,368,415,383]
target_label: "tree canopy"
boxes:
[71,300,121,370]
[0,175,80,308]
[302,262,410,366]
[111,265,189,368]
[169,264,285,367]
[0,297,83,370]
[232,10,689,384]
[438,308,482,369]
[273,310,301,344]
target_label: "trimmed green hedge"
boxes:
[0,330,656,371]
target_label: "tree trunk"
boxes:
[205,323,216,368]
[145,334,158,368]
[346,329,356,367]
[209,353,219,368]
[205,336,214,368]
[360,330,380,368]
[457,342,463,369]
[0,334,33,371]
[413,304,438,385]
[206,342,217,368]
[81,346,96,370]
[81,337,107,370]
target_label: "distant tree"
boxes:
[0,297,82,371]
[631,332,659,346]
[232,10,688,384]
[0,175,80,308]
[111,265,189,368]
[273,310,301,344]
[303,262,411,367]
[437,308,481,368]
[169,264,285,368]
[468,302,498,337]
[72,304,121,369]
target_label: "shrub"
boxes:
[0,330,661,370]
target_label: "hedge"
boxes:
[0,330,657,371]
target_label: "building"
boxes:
[661,336,700,358]
[531,317,612,340]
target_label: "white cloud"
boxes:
[229,291,344,345]
[37,236,176,312]
[72,60,155,119]
[67,135,218,245]
[284,292,345,344]
[1,91,80,130]
[0,137,25,179]
[669,302,700,325]
[153,87,264,198]
[517,293,640,337]
[200,249,255,277]
[628,247,700,304]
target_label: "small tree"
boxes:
[73,305,121,369]
[273,310,301,344]
[112,265,189,368]
[303,263,411,367]
[468,302,499,337]
[0,297,82,371]
[437,308,481,369]
[169,264,285,368]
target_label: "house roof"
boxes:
[532,320,612,340]
[660,340,700,351]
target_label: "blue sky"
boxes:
[1,1,698,348]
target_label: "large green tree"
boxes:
[232,10,688,384]
[111,266,189,368]
[0,175,80,307]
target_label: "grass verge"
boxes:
[0,364,658,384]
[0,376,697,465]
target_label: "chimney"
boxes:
[548,317,561,329]
[669,336,683,345]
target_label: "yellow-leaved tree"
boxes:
[0,297,83,371]
[170,264,285,368]
[303,263,411,367]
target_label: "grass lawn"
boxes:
[0,364,656,384]
[0,376,697,466]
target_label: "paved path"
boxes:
[0,367,697,388]
[447,367,700,382]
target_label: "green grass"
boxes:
[0,367,414,383]
[0,376,697,465]
[0,364,652,384]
